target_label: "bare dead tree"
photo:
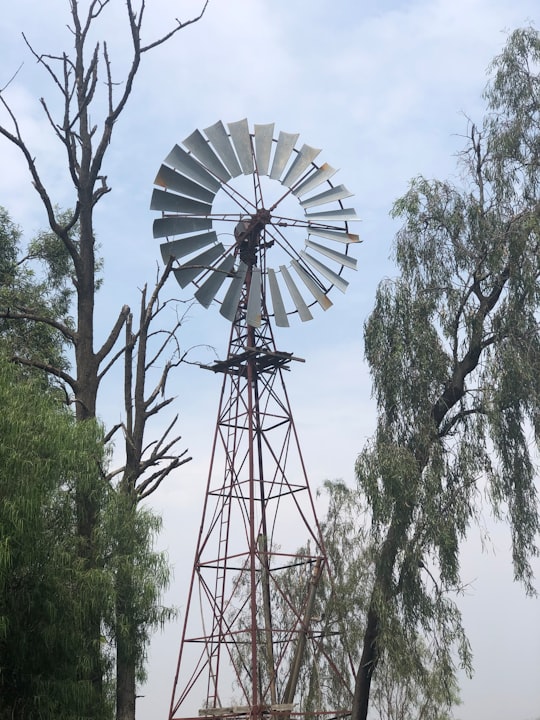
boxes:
[0,2,210,718]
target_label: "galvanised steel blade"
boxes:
[204,121,243,178]
[183,129,231,182]
[160,232,218,263]
[280,264,313,322]
[300,251,349,293]
[269,132,299,180]
[268,267,289,327]
[163,145,221,192]
[173,244,225,288]
[228,119,254,176]
[305,239,357,269]
[254,124,274,176]
[194,255,235,308]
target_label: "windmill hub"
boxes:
[234,209,273,267]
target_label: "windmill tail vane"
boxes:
[150,120,359,720]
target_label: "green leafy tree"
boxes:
[351,28,540,720]
[0,358,113,719]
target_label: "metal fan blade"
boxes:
[300,184,353,209]
[154,164,216,202]
[204,121,243,177]
[300,251,349,293]
[220,262,248,322]
[246,267,262,327]
[150,189,212,215]
[183,129,231,181]
[153,216,212,239]
[308,226,360,244]
[304,208,359,222]
[254,124,274,176]
[160,232,218,263]
[228,119,254,176]
[280,265,313,322]
[173,244,225,288]
[194,255,235,308]
[290,259,333,310]
[282,145,322,188]
[163,145,221,192]
[269,132,299,180]
[305,239,357,270]
[292,163,337,197]
[268,268,289,327]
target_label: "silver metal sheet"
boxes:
[160,232,217,263]
[305,239,357,270]
[228,119,253,175]
[269,132,299,180]
[268,267,289,327]
[280,264,313,322]
[194,255,235,308]
[153,216,212,239]
[290,259,333,311]
[282,144,321,188]
[254,124,274,176]
[299,184,353,209]
[154,164,216,202]
[204,121,242,178]
[173,244,225,288]
[183,129,231,182]
[220,261,247,321]
[307,226,360,244]
[163,145,221,192]
[292,163,337,197]
[150,189,212,215]
[304,208,359,222]
[246,267,262,327]
[300,251,349,293]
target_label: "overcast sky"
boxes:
[1,1,540,719]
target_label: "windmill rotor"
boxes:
[151,119,360,327]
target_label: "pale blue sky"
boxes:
[1,1,539,719]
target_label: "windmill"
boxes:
[151,120,360,720]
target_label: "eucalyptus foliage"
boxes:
[351,27,540,720]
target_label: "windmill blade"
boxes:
[254,124,274,176]
[269,132,299,180]
[292,163,337,197]
[194,255,235,308]
[154,164,216,203]
[220,262,248,322]
[280,265,313,322]
[163,145,221,192]
[305,208,359,222]
[153,216,212,239]
[204,121,243,178]
[183,129,232,181]
[308,226,360,244]
[300,251,349,293]
[246,267,262,327]
[228,119,254,175]
[160,232,218,263]
[299,184,353,209]
[173,244,226,288]
[290,259,333,311]
[268,268,289,327]
[305,239,357,270]
[150,189,212,215]
[282,145,322,188]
